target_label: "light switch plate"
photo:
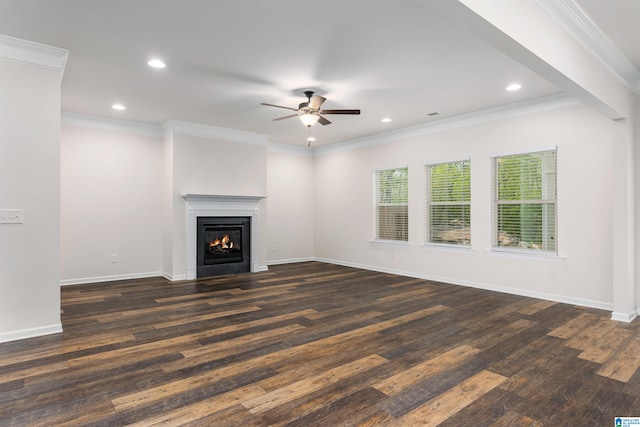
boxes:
[0,209,24,224]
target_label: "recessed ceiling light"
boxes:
[506,83,522,91]
[381,118,392,123]
[112,103,126,111]
[307,137,316,142]
[147,59,166,69]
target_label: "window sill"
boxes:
[420,243,474,253]
[487,248,565,262]
[369,239,412,247]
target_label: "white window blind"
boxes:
[375,167,408,241]
[493,150,557,252]
[425,160,471,246]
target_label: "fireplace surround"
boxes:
[184,194,266,280]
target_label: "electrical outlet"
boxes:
[549,269,557,279]
[0,209,23,224]
[112,254,119,263]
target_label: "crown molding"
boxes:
[0,34,68,73]
[535,0,640,94]
[163,120,268,145]
[314,93,582,156]
[62,112,163,138]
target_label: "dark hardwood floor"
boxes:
[1,261,640,426]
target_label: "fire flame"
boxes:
[209,234,233,249]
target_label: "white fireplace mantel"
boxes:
[184,194,266,280]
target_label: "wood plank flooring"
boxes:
[1,261,640,425]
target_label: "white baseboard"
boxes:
[0,323,63,344]
[163,272,187,281]
[314,257,614,312]
[60,271,164,286]
[256,265,269,272]
[267,257,316,266]
[611,310,638,323]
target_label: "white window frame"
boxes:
[373,166,409,243]
[492,148,557,255]
[424,158,471,248]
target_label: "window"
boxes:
[493,149,557,253]
[375,167,408,241]
[425,160,471,246]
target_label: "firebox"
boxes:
[196,216,250,277]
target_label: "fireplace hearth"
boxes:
[197,216,250,277]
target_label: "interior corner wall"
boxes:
[162,128,175,279]
[170,133,268,278]
[314,105,614,308]
[60,126,163,284]
[635,92,640,309]
[0,59,62,342]
[266,148,315,264]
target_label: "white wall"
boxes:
[168,133,268,278]
[314,105,614,308]
[0,59,63,342]
[266,147,315,263]
[60,126,163,284]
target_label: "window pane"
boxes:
[430,161,470,202]
[376,168,408,241]
[494,150,557,253]
[378,205,409,241]
[426,160,471,246]
[497,203,556,251]
[497,152,556,201]
[429,204,470,245]
[378,168,409,204]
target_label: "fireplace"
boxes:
[184,194,266,281]
[197,216,250,277]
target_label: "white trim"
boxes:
[163,272,187,281]
[488,248,564,261]
[611,310,638,323]
[489,145,558,159]
[420,243,474,253]
[535,0,640,94]
[61,112,163,138]
[423,156,471,167]
[60,271,164,286]
[369,239,412,247]
[373,164,409,173]
[267,257,315,265]
[0,34,68,72]
[314,94,581,155]
[314,257,613,312]
[163,120,268,145]
[0,323,63,344]
[183,194,266,280]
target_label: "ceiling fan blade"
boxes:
[308,95,326,110]
[317,115,331,126]
[272,114,299,121]
[320,109,361,115]
[261,102,299,112]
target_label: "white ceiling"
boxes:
[0,0,637,147]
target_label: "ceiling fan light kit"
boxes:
[299,113,319,127]
[261,90,360,130]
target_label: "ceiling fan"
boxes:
[261,90,360,127]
